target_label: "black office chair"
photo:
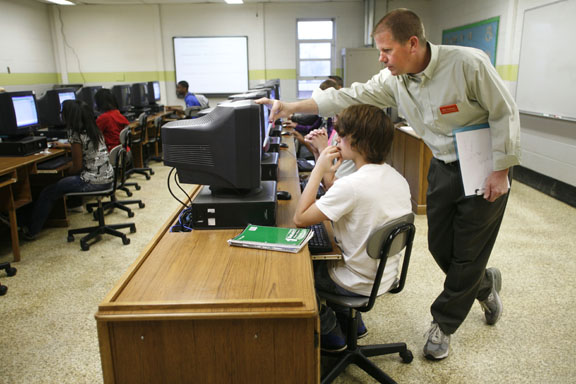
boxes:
[86,145,145,219]
[0,262,17,296]
[119,115,154,181]
[318,213,416,384]
[66,146,136,251]
[141,115,163,165]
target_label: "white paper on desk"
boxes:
[453,124,495,196]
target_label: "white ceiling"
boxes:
[38,0,363,5]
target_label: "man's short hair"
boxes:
[319,79,338,90]
[177,80,189,90]
[335,104,394,164]
[373,8,426,44]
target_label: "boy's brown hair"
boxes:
[334,104,394,164]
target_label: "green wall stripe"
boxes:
[0,73,60,86]
[496,64,518,82]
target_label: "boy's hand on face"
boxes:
[316,145,342,174]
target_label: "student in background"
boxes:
[95,88,129,152]
[284,79,338,158]
[260,8,520,361]
[21,100,113,241]
[293,104,411,352]
[176,80,209,109]
[328,75,344,89]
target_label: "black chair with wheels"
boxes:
[0,262,17,296]
[149,115,164,163]
[66,146,136,251]
[318,213,416,384]
[141,115,162,166]
[128,113,154,178]
[86,145,144,219]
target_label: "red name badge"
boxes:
[440,104,459,114]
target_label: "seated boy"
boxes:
[293,104,412,352]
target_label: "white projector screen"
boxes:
[173,36,249,95]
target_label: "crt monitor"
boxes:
[162,99,262,195]
[130,82,149,108]
[37,88,77,128]
[228,89,269,101]
[111,85,132,112]
[77,86,102,112]
[146,81,161,104]
[0,91,40,137]
[254,79,280,100]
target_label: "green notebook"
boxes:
[228,224,314,253]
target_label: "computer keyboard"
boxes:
[307,222,333,254]
[297,158,315,172]
[299,177,326,199]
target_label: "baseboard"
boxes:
[512,165,576,208]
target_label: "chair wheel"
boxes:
[6,267,17,277]
[150,170,155,175]
[400,349,413,363]
[126,190,133,197]
[0,285,7,296]
[145,174,150,180]
[81,242,90,251]
[135,185,141,191]
[138,202,145,208]
[86,206,93,213]
[122,237,130,245]
[128,211,135,218]
[130,225,136,233]
[67,235,75,242]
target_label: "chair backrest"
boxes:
[363,213,416,311]
[138,112,148,142]
[108,145,127,191]
[119,126,131,148]
[153,115,163,141]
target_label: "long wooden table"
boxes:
[0,148,70,261]
[95,137,320,383]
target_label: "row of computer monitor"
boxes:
[0,81,162,138]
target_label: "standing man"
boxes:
[258,8,520,360]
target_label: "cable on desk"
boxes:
[167,167,195,232]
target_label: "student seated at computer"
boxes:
[21,100,114,241]
[95,88,129,152]
[293,104,412,352]
[284,79,338,158]
[176,80,209,117]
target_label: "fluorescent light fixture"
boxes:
[45,0,76,5]
[225,0,244,4]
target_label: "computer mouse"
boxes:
[276,190,292,200]
[279,143,289,149]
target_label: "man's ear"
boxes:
[409,36,420,52]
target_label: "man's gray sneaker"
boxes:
[424,321,451,360]
[479,267,503,325]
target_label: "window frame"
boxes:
[296,18,336,99]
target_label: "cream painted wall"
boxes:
[0,0,57,94]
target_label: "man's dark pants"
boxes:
[426,158,510,335]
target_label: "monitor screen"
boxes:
[58,91,76,107]
[146,81,161,104]
[0,91,39,137]
[153,82,160,100]
[13,95,39,127]
[162,99,262,195]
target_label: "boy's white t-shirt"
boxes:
[315,163,412,296]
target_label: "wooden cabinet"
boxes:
[389,126,433,215]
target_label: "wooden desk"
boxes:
[95,138,320,383]
[390,126,433,215]
[0,149,69,261]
